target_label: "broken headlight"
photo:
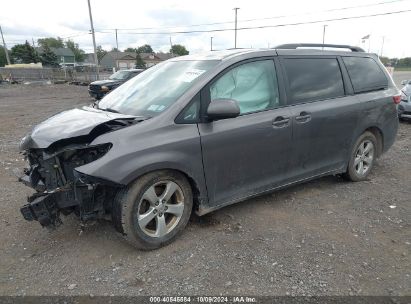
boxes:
[59,143,112,181]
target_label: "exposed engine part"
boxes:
[18,142,120,228]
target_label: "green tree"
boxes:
[40,44,59,67]
[65,39,85,62]
[96,45,107,64]
[397,57,411,68]
[11,41,40,64]
[37,37,64,48]
[111,47,119,52]
[170,44,189,56]
[135,53,145,68]
[136,44,153,53]
[0,46,12,67]
[124,47,137,53]
[379,56,389,66]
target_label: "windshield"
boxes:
[98,60,219,117]
[109,70,132,80]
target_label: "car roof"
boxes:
[170,49,262,61]
[170,47,375,62]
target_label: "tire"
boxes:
[343,131,378,182]
[113,170,193,250]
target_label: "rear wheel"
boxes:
[113,170,193,250]
[343,131,377,182]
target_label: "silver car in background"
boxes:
[398,80,411,120]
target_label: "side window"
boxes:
[175,93,200,123]
[209,60,279,114]
[282,58,345,104]
[342,57,388,93]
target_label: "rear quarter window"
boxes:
[282,58,345,104]
[342,57,388,94]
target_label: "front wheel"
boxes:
[113,170,193,250]
[343,131,377,182]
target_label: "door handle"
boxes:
[272,116,290,128]
[295,111,311,123]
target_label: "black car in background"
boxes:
[88,69,144,99]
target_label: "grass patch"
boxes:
[394,67,411,72]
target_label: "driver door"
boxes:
[198,59,293,207]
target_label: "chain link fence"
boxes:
[0,67,111,84]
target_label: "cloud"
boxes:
[1,0,410,57]
[59,20,91,32]
[146,8,209,27]
[2,24,52,38]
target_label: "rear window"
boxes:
[342,57,388,94]
[282,58,345,104]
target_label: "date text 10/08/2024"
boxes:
[149,296,257,303]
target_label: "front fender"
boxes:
[75,123,208,205]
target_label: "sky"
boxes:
[1,0,411,58]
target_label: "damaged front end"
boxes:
[17,106,145,228]
[19,143,118,228]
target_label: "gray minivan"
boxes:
[18,44,400,250]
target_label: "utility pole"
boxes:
[233,7,240,49]
[0,25,11,65]
[87,0,99,80]
[380,36,385,57]
[115,29,119,50]
[322,25,327,50]
[210,37,213,51]
[169,36,173,56]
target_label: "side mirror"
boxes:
[401,80,408,86]
[206,99,240,121]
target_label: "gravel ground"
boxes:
[0,83,410,297]
[392,71,411,87]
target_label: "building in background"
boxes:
[36,47,75,67]
[100,51,174,70]
[140,52,173,67]
[82,53,97,67]
[100,51,136,70]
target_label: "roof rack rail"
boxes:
[275,43,365,52]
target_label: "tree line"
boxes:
[379,57,411,69]
[0,37,189,67]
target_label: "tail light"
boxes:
[393,95,402,104]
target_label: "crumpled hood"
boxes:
[20,106,138,150]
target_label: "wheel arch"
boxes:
[344,125,384,172]
[124,165,205,213]
[363,126,384,157]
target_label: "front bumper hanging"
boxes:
[20,193,62,227]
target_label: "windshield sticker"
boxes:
[179,69,206,83]
[147,104,166,112]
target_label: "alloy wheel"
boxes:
[354,139,374,176]
[136,181,185,238]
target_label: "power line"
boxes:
[94,0,409,32]
[93,9,411,35]
[234,0,410,24]
[5,6,411,47]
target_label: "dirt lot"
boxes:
[0,83,410,297]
